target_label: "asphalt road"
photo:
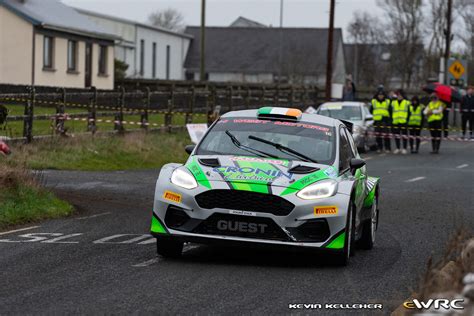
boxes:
[1,139,473,314]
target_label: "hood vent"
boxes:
[198,158,220,167]
[288,165,319,174]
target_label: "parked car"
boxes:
[316,102,376,153]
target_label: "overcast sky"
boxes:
[62,0,384,39]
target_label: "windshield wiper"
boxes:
[225,130,279,159]
[248,135,318,163]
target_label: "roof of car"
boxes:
[221,108,340,127]
[319,101,368,108]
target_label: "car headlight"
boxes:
[296,179,338,200]
[171,168,198,189]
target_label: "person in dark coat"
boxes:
[461,86,474,139]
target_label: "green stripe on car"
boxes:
[150,215,167,234]
[325,232,345,249]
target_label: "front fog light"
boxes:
[171,168,198,189]
[296,179,338,200]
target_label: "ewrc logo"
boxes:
[213,166,293,179]
[403,299,464,310]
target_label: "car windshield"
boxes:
[319,105,362,121]
[196,117,336,164]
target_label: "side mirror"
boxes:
[185,145,196,155]
[350,158,366,173]
[365,114,373,121]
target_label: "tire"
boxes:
[358,194,378,250]
[156,238,183,258]
[333,201,356,266]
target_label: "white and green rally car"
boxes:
[151,107,380,265]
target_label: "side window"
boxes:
[339,128,352,172]
[344,128,358,158]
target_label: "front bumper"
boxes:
[151,182,351,250]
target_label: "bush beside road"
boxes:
[0,164,72,229]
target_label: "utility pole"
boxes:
[200,0,206,81]
[444,0,452,85]
[278,0,284,83]
[325,0,335,101]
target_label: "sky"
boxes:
[62,0,384,40]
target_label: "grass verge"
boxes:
[7,131,192,171]
[0,164,73,229]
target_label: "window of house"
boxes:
[152,42,157,78]
[140,40,145,76]
[98,45,108,75]
[67,40,77,71]
[166,45,170,80]
[43,36,54,69]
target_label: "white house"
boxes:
[77,9,193,80]
[0,0,117,89]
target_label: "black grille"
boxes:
[195,190,295,216]
[193,213,290,241]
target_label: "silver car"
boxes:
[150,107,380,266]
[317,102,376,153]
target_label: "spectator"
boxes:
[461,86,474,139]
[342,75,356,101]
[407,96,424,153]
[424,93,444,154]
[370,90,392,153]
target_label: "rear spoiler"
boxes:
[340,119,354,134]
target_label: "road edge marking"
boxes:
[405,176,426,183]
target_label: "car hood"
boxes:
[185,155,338,193]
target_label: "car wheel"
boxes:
[333,201,356,266]
[156,237,183,258]
[358,194,378,250]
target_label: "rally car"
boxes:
[150,107,380,265]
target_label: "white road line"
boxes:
[76,212,111,220]
[132,258,160,267]
[420,141,428,146]
[405,176,426,183]
[364,156,373,161]
[456,164,468,169]
[0,226,40,236]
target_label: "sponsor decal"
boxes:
[314,206,338,216]
[212,166,293,181]
[229,210,256,217]
[403,299,464,311]
[230,156,285,165]
[324,167,337,178]
[162,191,182,203]
[216,220,267,234]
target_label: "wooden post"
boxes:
[228,86,233,112]
[186,85,195,124]
[289,85,294,107]
[114,87,125,132]
[165,84,174,131]
[23,86,35,143]
[55,87,66,135]
[246,86,251,109]
[274,85,279,106]
[141,87,150,130]
[87,87,97,134]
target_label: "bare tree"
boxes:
[148,8,185,32]
[346,11,391,88]
[376,0,425,88]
